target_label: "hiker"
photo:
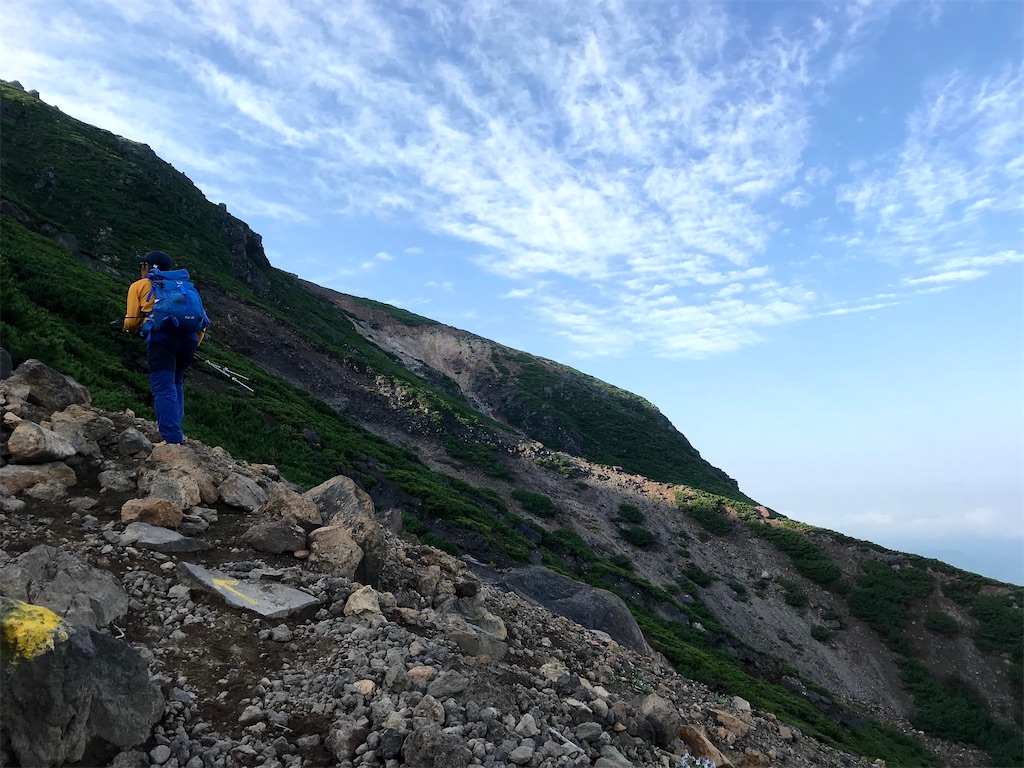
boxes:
[123,250,209,445]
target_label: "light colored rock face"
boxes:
[343,585,382,619]
[175,562,319,618]
[305,475,385,585]
[120,498,183,528]
[680,724,733,768]
[50,405,113,457]
[308,526,364,580]
[7,422,77,463]
[138,467,201,510]
[146,444,219,504]
[219,472,268,511]
[258,482,320,527]
[0,462,77,496]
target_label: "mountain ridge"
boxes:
[1,79,1021,767]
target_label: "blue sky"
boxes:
[3,0,1022,583]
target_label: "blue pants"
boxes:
[147,333,198,444]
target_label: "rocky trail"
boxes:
[0,358,894,768]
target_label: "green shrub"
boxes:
[511,489,558,518]
[620,525,657,548]
[751,523,844,589]
[684,565,715,587]
[615,503,644,524]
[675,493,731,536]
[810,625,831,642]
[543,528,596,562]
[421,532,459,555]
[925,611,960,636]
[608,554,633,571]
[779,580,808,608]
[848,559,933,651]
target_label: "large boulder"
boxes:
[0,545,128,630]
[1,359,90,413]
[0,462,77,496]
[241,519,307,554]
[258,482,321,527]
[635,693,683,749]
[140,444,218,506]
[305,475,385,585]
[501,565,652,655]
[0,597,163,767]
[218,472,268,511]
[50,404,115,458]
[308,526,364,580]
[401,723,472,768]
[120,498,183,528]
[6,422,77,464]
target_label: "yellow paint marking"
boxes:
[211,578,260,606]
[1,601,70,664]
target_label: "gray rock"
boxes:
[575,722,603,742]
[7,421,77,463]
[218,472,268,511]
[3,358,90,413]
[636,692,681,748]
[0,462,77,496]
[241,519,306,555]
[325,716,368,761]
[117,428,152,456]
[121,522,209,553]
[0,597,163,767]
[401,724,471,768]
[176,562,319,619]
[0,545,128,629]
[304,475,385,586]
[50,405,113,457]
[99,469,136,492]
[502,565,652,655]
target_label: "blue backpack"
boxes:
[143,268,210,337]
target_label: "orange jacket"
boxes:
[124,278,206,343]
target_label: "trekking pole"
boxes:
[196,355,256,394]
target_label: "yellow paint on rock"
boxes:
[1,601,70,664]
[211,577,260,606]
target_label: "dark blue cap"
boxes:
[138,250,172,270]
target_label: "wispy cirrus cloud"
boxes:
[2,1,1019,359]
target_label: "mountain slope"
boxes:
[1,80,1021,767]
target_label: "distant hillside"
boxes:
[2,80,1021,767]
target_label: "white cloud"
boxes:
[904,270,987,286]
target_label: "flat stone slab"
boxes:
[120,522,211,553]
[175,562,320,619]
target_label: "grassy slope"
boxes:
[3,81,1021,766]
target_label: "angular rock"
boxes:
[502,565,652,655]
[305,475,385,585]
[7,422,77,464]
[637,693,682,749]
[680,724,733,768]
[257,482,321,527]
[218,472,268,511]
[308,525,363,580]
[117,428,152,457]
[326,716,369,761]
[0,545,128,630]
[50,405,113,457]
[0,462,77,497]
[3,358,90,413]
[120,498,183,528]
[0,597,162,767]
[120,522,210,553]
[402,723,471,768]
[176,562,319,619]
[143,444,218,504]
[344,585,383,619]
[138,466,201,510]
[241,519,307,555]
[99,469,136,492]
